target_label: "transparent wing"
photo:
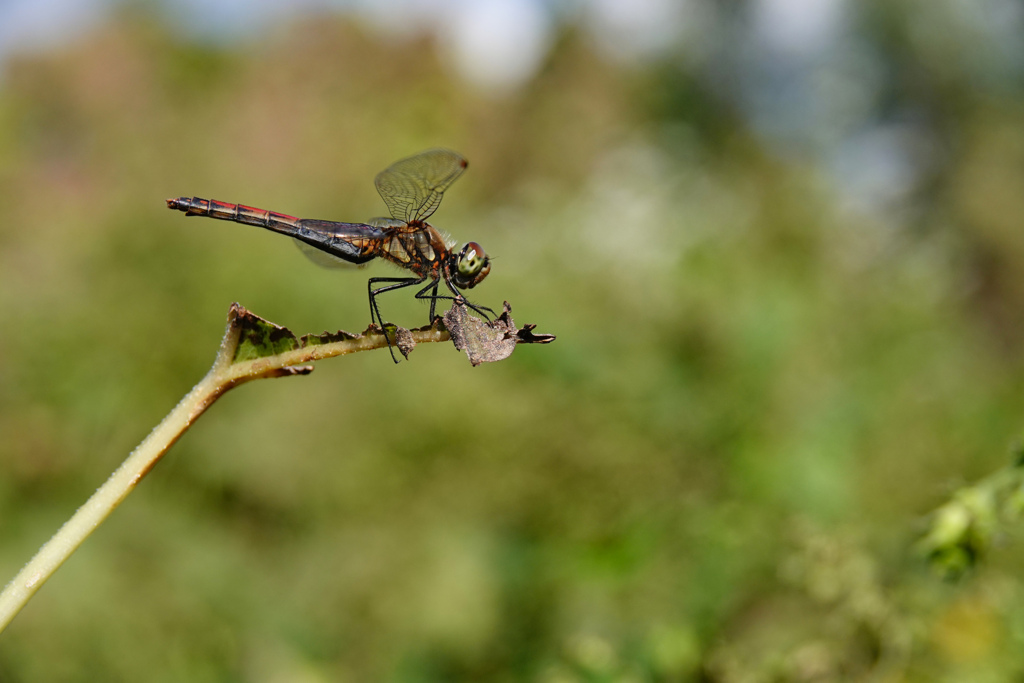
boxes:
[368,217,408,229]
[292,238,365,269]
[374,149,468,223]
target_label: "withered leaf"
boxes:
[395,326,416,358]
[444,301,555,366]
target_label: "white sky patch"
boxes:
[750,0,847,58]
[163,0,324,37]
[584,0,689,63]
[355,0,452,39]
[832,124,931,218]
[0,0,109,59]
[0,0,556,92]
[437,0,553,93]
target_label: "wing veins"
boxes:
[374,149,467,223]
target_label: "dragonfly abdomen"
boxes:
[293,220,379,264]
[166,197,301,233]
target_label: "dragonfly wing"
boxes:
[368,217,408,229]
[374,149,468,223]
[292,238,365,269]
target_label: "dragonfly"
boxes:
[167,149,493,362]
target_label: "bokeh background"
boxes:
[2,0,1024,680]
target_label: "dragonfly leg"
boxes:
[436,276,496,320]
[416,278,492,321]
[413,279,442,322]
[368,276,427,363]
[464,300,497,321]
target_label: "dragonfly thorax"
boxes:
[378,224,448,276]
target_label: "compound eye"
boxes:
[458,242,489,277]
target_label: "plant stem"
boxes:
[0,371,224,631]
[0,304,450,632]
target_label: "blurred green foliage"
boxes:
[2,4,1024,681]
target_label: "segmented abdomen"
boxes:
[166,197,300,233]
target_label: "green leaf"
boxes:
[230,307,301,362]
[301,330,359,347]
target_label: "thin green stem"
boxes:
[0,372,224,631]
[0,307,451,633]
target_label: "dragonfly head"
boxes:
[451,242,491,289]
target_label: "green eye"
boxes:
[454,242,491,288]
[459,247,483,275]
